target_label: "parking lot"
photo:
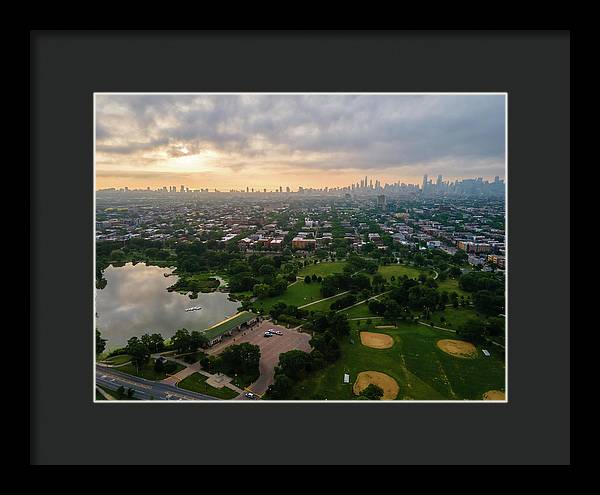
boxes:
[208,320,312,396]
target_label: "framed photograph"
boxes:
[93,92,508,404]
[31,31,570,465]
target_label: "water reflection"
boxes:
[95,262,241,350]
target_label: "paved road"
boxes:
[95,365,218,401]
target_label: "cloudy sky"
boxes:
[95,94,506,190]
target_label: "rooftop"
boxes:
[202,311,257,341]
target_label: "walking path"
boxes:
[418,320,456,333]
[97,360,132,368]
[298,290,351,309]
[337,290,392,313]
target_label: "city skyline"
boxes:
[97,172,505,194]
[95,94,506,191]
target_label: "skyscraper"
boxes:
[422,174,428,192]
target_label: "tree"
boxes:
[149,333,165,353]
[473,290,504,316]
[458,318,487,343]
[116,385,125,399]
[217,343,261,377]
[190,330,209,350]
[253,283,271,299]
[276,350,313,380]
[304,275,312,284]
[126,388,135,399]
[360,384,384,400]
[259,264,275,277]
[266,373,294,400]
[96,329,106,355]
[171,329,192,354]
[126,337,150,372]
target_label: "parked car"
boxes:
[245,392,256,399]
[264,331,273,337]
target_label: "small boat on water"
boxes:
[185,306,202,312]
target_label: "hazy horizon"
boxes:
[95,93,506,191]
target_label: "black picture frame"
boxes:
[30,30,570,465]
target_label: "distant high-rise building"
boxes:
[180,185,185,193]
[422,174,428,192]
[437,174,443,186]
[286,186,290,193]
[377,194,386,208]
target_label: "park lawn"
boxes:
[252,280,325,313]
[298,261,347,278]
[302,292,352,313]
[177,373,238,400]
[174,350,206,364]
[377,264,424,281]
[338,301,377,319]
[102,354,132,366]
[118,359,185,381]
[288,320,505,401]
[435,277,470,297]
[231,371,260,389]
[429,307,483,331]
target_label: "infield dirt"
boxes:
[353,371,399,400]
[436,339,477,358]
[360,331,394,349]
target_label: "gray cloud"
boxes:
[96,94,506,178]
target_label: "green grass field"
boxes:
[177,373,238,400]
[435,277,470,297]
[377,264,423,280]
[101,354,132,366]
[298,261,347,278]
[118,359,185,381]
[429,307,482,330]
[252,280,325,313]
[337,300,375,318]
[288,319,505,401]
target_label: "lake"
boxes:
[95,262,241,350]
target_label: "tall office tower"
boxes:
[365,176,368,188]
[246,186,249,192]
[286,186,290,193]
[369,179,373,188]
[180,185,185,193]
[437,174,443,187]
[264,188,267,193]
[279,186,283,192]
[377,194,386,208]
[495,176,500,183]
[422,174,428,192]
